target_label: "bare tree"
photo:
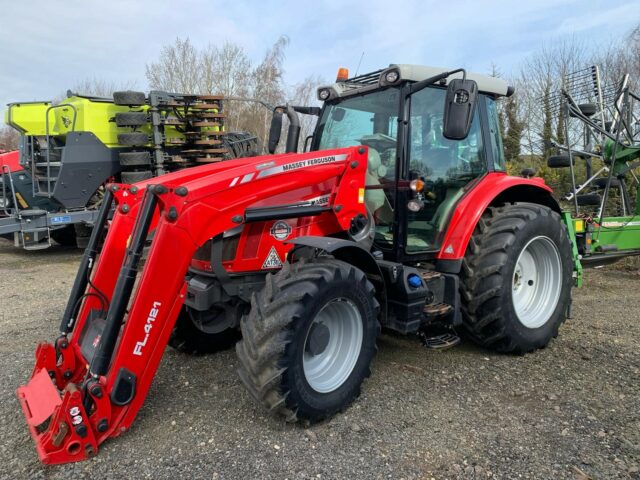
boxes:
[145,36,293,150]
[246,36,290,149]
[146,37,201,93]
[0,127,20,152]
[203,42,253,131]
[285,74,325,151]
[592,24,640,92]
[517,38,587,156]
[68,77,138,98]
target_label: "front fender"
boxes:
[287,236,387,319]
[437,172,558,262]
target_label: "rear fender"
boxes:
[436,173,559,266]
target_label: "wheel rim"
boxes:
[512,236,562,329]
[303,298,363,393]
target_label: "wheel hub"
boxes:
[305,322,331,356]
[511,236,562,329]
[302,298,363,393]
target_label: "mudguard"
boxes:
[436,172,559,262]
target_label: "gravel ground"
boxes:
[0,239,638,480]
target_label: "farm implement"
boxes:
[2,91,257,249]
[547,66,640,280]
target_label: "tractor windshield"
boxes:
[316,88,400,248]
[315,86,486,254]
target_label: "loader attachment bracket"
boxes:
[17,370,98,464]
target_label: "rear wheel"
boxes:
[236,258,379,422]
[460,203,573,353]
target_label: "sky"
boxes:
[1,0,639,117]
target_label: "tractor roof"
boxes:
[318,64,513,101]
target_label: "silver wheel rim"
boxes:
[303,298,363,393]
[512,236,562,329]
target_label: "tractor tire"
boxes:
[460,203,573,354]
[115,112,148,127]
[576,103,597,117]
[50,225,77,247]
[120,170,152,183]
[236,258,380,422]
[577,194,601,206]
[593,177,620,189]
[119,151,151,167]
[547,155,574,168]
[117,132,149,146]
[168,307,240,355]
[113,91,146,106]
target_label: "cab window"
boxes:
[486,97,506,171]
[406,87,485,252]
[316,88,400,249]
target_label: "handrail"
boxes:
[43,103,78,196]
[0,164,20,217]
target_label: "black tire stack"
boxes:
[112,91,245,184]
[112,91,153,183]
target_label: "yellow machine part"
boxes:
[5,97,151,148]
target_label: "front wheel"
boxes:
[236,258,380,422]
[460,203,573,354]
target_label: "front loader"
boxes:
[18,65,576,464]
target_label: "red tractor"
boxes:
[18,65,573,464]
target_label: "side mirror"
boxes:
[268,110,283,154]
[442,78,478,140]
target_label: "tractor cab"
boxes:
[309,65,513,261]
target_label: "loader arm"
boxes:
[18,146,368,464]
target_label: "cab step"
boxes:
[423,302,453,317]
[419,330,461,350]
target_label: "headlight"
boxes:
[0,197,7,208]
[385,70,399,83]
[380,68,401,86]
[318,89,331,101]
[407,199,424,212]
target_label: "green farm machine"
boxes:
[1,91,257,249]
[545,66,640,282]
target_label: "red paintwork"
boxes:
[17,146,368,464]
[436,172,553,260]
[0,150,21,171]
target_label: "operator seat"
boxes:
[406,146,460,249]
[364,148,393,224]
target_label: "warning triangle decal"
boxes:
[262,246,283,269]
